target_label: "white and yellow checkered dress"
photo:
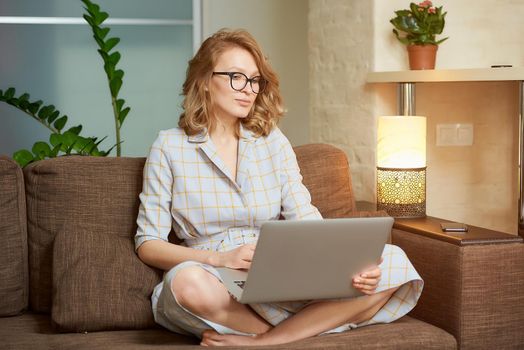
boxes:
[135,126,423,337]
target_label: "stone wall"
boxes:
[309,0,376,202]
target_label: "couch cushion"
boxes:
[0,156,28,316]
[0,313,456,350]
[0,312,198,350]
[24,156,146,313]
[52,230,163,332]
[294,144,356,218]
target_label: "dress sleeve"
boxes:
[135,131,174,250]
[278,131,323,220]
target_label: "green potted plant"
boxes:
[390,1,448,70]
[0,0,131,167]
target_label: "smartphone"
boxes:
[440,222,468,232]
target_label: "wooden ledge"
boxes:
[394,216,523,246]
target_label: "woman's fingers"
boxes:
[353,280,379,295]
[361,268,381,279]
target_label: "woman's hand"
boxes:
[209,244,256,270]
[352,257,383,295]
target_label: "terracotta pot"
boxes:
[407,44,438,70]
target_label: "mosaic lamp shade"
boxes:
[377,116,427,218]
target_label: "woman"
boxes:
[135,29,423,347]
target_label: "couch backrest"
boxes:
[24,156,146,313]
[24,143,356,313]
[0,156,28,316]
[294,143,356,217]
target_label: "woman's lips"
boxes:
[236,99,251,107]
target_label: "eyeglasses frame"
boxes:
[212,71,266,94]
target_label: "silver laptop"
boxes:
[215,216,393,304]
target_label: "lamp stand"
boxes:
[377,167,426,218]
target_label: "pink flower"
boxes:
[428,7,436,14]
[418,0,433,8]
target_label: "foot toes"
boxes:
[201,329,223,345]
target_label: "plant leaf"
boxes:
[83,14,95,26]
[32,142,52,158]
[53,115,68,131]
[47,110,60,123]
[110,78,122,96]
[95,11,109,25]
[67,125,83,135]
[38,105,54,120]
[5,88,15,99]
[49,133,62,147]
[104,37,120,52]
[108,52,121,66]
[81,0,100,14]
[19,99,30,110]
[50,143,62,157]
[63,132,79,154]
[97,49,109,60]
[13,149,34,167]
[118,107,130,124]
[104,62,114,78]
[94,135,108,147]
[114,69,124,80]
[94,26,110,40]
[28,100,43,114]
[94,35,105,49]
[115,99,125,112]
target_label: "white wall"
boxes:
[372,0,523,233]
[203,0,310,145]
[374,0,524,71]
[309,0,524,233]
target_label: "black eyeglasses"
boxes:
[212,72,267,94]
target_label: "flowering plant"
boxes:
[390,1,448,46]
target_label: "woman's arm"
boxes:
[277,130,322,220]
[138,240,256,271]
[137,240,216,271]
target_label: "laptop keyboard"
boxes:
[234,280,246,289]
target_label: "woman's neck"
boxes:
[210,117,239,145]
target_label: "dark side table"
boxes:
[392,216,523,349]
[394,216,523,246]
[356,201,524,349]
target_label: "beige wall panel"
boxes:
[203,0,309,145]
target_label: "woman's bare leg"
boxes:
[172,266,272,334]
[201,286,399,347]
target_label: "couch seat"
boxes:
[0,313,456,349]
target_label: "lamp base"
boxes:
[377,202,426,218]
[377,167,426,218]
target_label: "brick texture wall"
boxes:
[309,0,376,202]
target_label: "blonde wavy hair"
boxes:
[178,29,284,137]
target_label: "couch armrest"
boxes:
[392,225,524,350]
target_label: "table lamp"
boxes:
[377,116,426,218]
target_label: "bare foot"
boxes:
[200,330,272,347]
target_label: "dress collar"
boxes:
[186,123,256,143]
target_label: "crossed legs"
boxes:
[171,266,272,334]
[171,266,399,347]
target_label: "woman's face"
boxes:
[209,46,259,124]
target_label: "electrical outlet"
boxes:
[436,124,474,146]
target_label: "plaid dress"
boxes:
[135,126,423,337]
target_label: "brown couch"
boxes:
[0,143,521,349]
